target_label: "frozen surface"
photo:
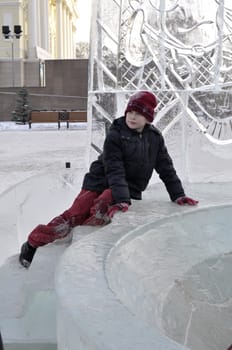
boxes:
[0,124,232,350]
[107,205,232,350]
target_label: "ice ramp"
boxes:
[0,173,232,350]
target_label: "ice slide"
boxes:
[0,172,232,350]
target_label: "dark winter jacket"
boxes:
[82,116,185,204]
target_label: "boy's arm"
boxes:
[155,135,198,205]
[154,135,186,201]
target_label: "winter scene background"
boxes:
[1,0,232,349]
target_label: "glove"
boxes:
[107,202,129,219]
[175,196,198,206]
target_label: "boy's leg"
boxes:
[19,189,99,267]
[82,188,113,225]
[28,190,99,247]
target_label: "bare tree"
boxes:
[76,41,89,58]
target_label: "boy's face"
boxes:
[126,111,148,132]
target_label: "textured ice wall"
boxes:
[106,205,232,350]
[88,0,232,181]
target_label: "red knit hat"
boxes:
[125,91,158,122]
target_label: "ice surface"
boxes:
[106,205,232,350]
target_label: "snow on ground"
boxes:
[0,122,88,195]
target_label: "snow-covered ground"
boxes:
[0,122,88,195]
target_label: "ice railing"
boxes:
[88,0,232,182]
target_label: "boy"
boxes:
[19,91,198,268]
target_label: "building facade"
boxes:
[0,0,78,86]
[0,0,78,59]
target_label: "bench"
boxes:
[28,110,87,128]
[66,111,87,128]
[28,111,60,128]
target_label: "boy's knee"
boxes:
[95,188,113,204]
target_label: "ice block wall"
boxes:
[88,0,232,182]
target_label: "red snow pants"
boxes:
[28,188,113,248]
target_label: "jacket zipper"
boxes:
[139,133,145,163]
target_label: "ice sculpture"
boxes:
[88,0,232,181]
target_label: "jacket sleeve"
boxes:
[155,135,185,201]
[102,129,131,204]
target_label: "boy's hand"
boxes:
[175,196,198,206]
[107,202,129,219]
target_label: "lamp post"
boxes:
[1,25,22,87]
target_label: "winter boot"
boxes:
[19,242,37,268]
